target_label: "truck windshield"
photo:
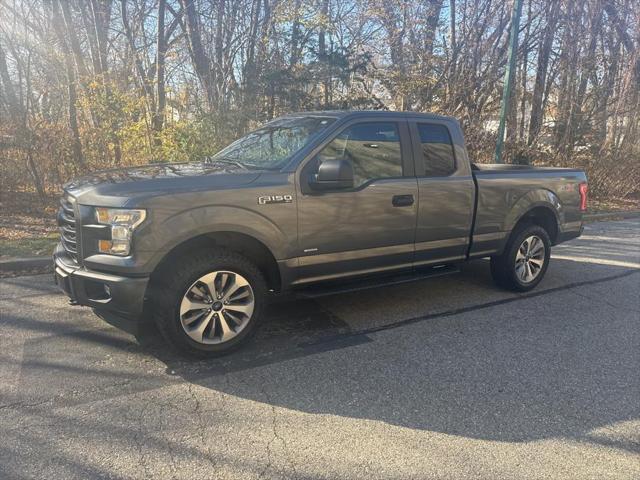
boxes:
[210,116,336,170]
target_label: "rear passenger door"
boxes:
[409,120,475,266]
[295,120,418,284]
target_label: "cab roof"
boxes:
[282,110,456,123]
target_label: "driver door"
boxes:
[294,120,418,285]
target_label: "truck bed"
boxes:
[469,163,587,258]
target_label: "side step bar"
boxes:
[293,264,460,299]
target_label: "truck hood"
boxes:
[64,161,263,206]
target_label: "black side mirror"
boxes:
[309,158,354,191]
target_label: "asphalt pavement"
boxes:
[1,219,639,479]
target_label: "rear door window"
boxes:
[416,123,456,177]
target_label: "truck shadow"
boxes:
[6,235,638,454]
[142,256,640,448]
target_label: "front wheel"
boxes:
[490,224,551,292]
[152,249,266,357]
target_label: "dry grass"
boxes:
[0,190,58,258]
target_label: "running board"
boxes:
[293,264,460,299]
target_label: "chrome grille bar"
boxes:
[58,196,78,262]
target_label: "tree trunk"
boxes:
[289,0,302,110]
[381,3,408,110]
[527,0,559,145]
[0,44,20,116]
[447,0,457,111]
[518,0,532,141]
[318,0,330,107]
[52,0,84,169]
[59,1,89,80]
[89,0,111,78]
[214,0,226,112]
[153,0,167,144]
[290,0,302,68]
[554,1,579,153]
[421,0,444,107]
[120,0,155,115]
[179,0,215,110]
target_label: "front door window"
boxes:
[317,122,403,187]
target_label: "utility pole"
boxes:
[494,0,524,164]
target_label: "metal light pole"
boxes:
[494,0,524,164]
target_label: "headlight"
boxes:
[95,208,146,256]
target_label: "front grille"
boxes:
[58,196,78,262]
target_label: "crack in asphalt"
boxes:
[0,398,53,411]
[255,380,298,480]
[130,399,153,479]
[0,378,138,413]
[157,394,180,479]
[187,381,219,472]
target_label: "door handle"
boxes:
[392,194,414,207]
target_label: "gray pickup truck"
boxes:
[54,111,588,356]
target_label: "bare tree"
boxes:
[0,0,637,201]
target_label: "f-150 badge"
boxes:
[258,194,293,205]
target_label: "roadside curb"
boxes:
[583,210,640,223]
[0,256,52,273]
[0,210,638,274]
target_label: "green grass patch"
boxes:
[0,234,59,258]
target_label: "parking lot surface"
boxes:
[1,219,639,479]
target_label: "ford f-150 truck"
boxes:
[54,111,588,356]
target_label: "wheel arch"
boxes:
[149,231,282,293]
[509,205,560,246]
[513,206,560,245]
[504,189,561,245]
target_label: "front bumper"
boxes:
[54,245,149,322]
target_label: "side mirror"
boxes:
[309,158,354,191]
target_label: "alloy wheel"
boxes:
[515,235,546,283]
[179,271,255,344]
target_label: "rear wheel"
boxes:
[152,249,266,357]
[490,224,551,292]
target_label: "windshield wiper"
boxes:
[206,156,249,170]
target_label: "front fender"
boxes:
[136,205,290,272]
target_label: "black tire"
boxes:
[490,224,551,292]
[151,248,266,357]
